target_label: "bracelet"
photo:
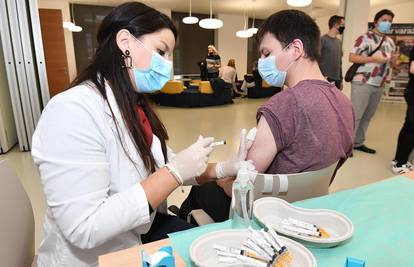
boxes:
[165,164,184,193]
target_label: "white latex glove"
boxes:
[170,136,214,183]
[215,128,257,179]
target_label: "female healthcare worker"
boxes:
[31,2,253,266]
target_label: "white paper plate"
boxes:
[253,197,354,248]
[189,229,317,267]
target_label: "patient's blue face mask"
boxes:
[258,43,296,88]
[130,36,172,93]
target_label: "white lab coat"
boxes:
[32,81,184,266]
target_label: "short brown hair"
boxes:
[374,9,394,22]
[328,15,344,29]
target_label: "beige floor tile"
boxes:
[0,98,407,251]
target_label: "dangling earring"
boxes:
[122,50,133,69]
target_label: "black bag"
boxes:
[244,74,255,83]
[344,36,385,82]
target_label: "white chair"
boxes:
[0,159,37,267]
[188,161,339,225]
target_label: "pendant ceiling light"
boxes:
[236,4,253,38]
[247,0,258,35]
[182,0,199,24]
[63,3,83,32]
[286,0,312,7]
[236,30,253,38]
[199,0,223,29]
[63,21,74,29]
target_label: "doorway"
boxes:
[38,9,70,97]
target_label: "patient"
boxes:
[178,9,354,223]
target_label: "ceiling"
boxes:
[69,0,413,19]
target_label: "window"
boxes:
[171,12,215,74]
[72,4,113,74]
[247,18,264,74]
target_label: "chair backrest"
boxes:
[190,79,201,86]
[0,159,35,267]
[161,81,184,94]
[199,81,213,94]
[252,161,338,202]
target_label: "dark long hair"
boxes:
[70,2,177,172]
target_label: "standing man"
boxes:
[320,15,345,90]
[349,9,396,154]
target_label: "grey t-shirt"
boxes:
[319,34,343,81]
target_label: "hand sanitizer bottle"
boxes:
[230,168,254,228]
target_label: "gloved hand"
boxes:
[169,136,214,183]
[215,128,257,179]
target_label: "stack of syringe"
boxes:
[280,218,330,238]
[213,225,292,267]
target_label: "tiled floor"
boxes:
[0,97,408,251]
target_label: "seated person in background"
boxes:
[178,9,355,223]
[219,59,238,96]
[197,59,208,81]
[239,61,261,95]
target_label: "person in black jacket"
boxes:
[239,61,261,95]
[197,59,208,81]
[392,46,414,174]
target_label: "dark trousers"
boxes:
[141,212,194,243]
[394,94,414,165]
[207,72,219,79]
[327,77,342,90]
[179,182,231,224]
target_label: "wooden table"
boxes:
[99,172,414,267]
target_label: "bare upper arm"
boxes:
[247,116,278,173]
[410,61,414,75]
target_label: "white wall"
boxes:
[157,7,171,18]
[315,14,332,37]
[37,0,77,82]
[370,1,414,23]
[217,14,248,79]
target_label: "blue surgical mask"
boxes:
[378,21,391,33]
[131,36,172,93]
[258,44,295,87]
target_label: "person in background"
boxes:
[219,59,238,96]
[239,61,261,96]
[197,59,208,81]
[320,15,345,90]
[178,9,355,223]
[206,44,221,79]
[31,3,252,266]
[392,46,414,174]
[349,9,397,154]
